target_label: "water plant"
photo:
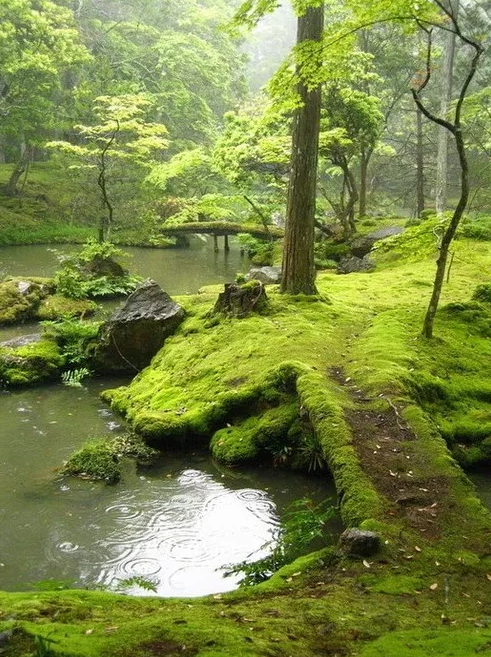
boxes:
[225,497,335,586]
[61,367,91,387]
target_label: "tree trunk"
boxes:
[359,149,372,218]
[3,145,31,197]
[280,4,324,296]
[416,107,425,217]
[435,0,459,215]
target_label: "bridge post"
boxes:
[213,235,219,252]
[224,234,230,252]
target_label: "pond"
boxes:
[0,237,249,342]
[0,380,339,597]
[0,239,339,597]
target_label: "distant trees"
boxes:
[0,0,89,195]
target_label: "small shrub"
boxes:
[42,316,100,367]
[460,216,491,241]
[473,284,491,304]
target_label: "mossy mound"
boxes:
[60,434,159,485]
[0,277,54,325]
[0,337,65,386]
[37,294,97,320]
[60,439,122,485]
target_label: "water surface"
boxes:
[0,380,338,597]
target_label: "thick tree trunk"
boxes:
[416,108,425,217]
[3,145,31,197]
[280,4,324,296]
[435,0,459,215]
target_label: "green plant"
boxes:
[460,216,491,241]
[473,283,491,303]
[298,432,327,472]
[116,576,159,594]
[61,367,91,387]
[34,635,58,657]
[225,497,335,586]
[42,316,100,367]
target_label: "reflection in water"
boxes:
[0,381,338,597]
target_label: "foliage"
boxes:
[42,316,100,367]
[61,367,91,388]
[116,576,159,594]
[225,497,335,585]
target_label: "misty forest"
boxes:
[1,0,491,655]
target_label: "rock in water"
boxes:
[93,279,185,373]
[245,266,282,285]
[338,528,380,557]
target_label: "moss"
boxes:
[0,338,65,387]
[473,283,491,303]
[60,440,122,485]
[210,400,299,465]
[359,628,491,656]
[0,277,54,325]
[37,294,98,320]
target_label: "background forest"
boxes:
[1,0,490,250]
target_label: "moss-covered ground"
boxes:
[2,225,491,656]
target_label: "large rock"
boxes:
[351,226,404,258]
[338,256,375,274]
[246,266,282,285]
[338,529,381,557]
[0,333,41,348]
[93,279,185,373]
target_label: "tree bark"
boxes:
[435,0,459,215]
[3,145,31,197]
[280,4,324,296]
[412,11,483,339]
[416,107,425,217]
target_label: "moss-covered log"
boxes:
[159,221,284,240]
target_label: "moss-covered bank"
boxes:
[2,226,491,655]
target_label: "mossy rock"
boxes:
[0,277,54,325]
[473,283,491,304]
[36,294,98,320]
[60,440,122,485]
[0,337,65,387]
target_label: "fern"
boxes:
[61,367,91,387]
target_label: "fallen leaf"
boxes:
[415,546,422,553]
[362,560,371,569]
[430,583,438,591]
[84,629,94,636]
[487,574,491,582]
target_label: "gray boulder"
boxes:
[338,256,375,274]
[339,528,381,557]
[351,226,404,258]
[93,279,185,373]
[246,266,282,285]
[0,333,42,349]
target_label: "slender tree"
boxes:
[435,0,459,215]
[281,3,324,295]
[411,2,483,338]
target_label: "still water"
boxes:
[0,241,338,596]
[0,380,337,597]
[0,238,248,295]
